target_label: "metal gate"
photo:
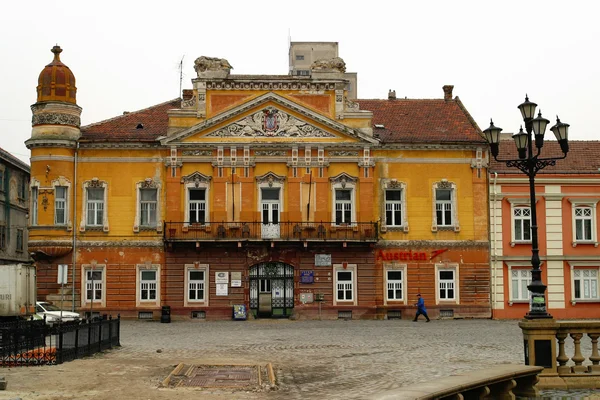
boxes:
[249,262,294,318]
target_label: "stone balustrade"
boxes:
[520,319,600,389]
[370,365,543,400]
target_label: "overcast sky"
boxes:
[1,0,598,164]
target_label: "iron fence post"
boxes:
[57,325,64,364]
[117,314,121,346]
[98,318,102,352]
[108,315,113,349]
[87,318,92,356]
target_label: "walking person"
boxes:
[413,293,431,322]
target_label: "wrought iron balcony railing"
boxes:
[164,221,378,242]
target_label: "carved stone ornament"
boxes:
[330,172,358,186]
[182,150,213,156]
[194,56,232,72]
[206,81,336,91]
[181,96,197,109]
[311,57,347,72]
[32,113,81,127]
[387,180,403,189]
[88,178,104,188]
[345,98,360,111]
[256,172,286,186]
[437,180,452,189]
[181,171,212,186]
[330,151,359,157]
[207,106,335,138]
[254,150,287,157]
[141,178,158,189]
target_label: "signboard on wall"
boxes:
[300,270,314,284]
[216,283,228,296]
[215,272,229,284]
[315,254,331,266]
[231,272,242,287]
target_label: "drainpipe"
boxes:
[491,172,498,319]
[71,142,79,312]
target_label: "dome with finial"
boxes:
[36,45,77,104]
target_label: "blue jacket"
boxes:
[417,297,427,312]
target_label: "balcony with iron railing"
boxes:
[164,221,378,243]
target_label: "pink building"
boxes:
[490,141,600,319]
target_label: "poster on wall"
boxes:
[231,272,242,287]
[216,283,228,296]
[315,254,331,266]
[215,272,229,284]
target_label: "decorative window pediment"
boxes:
[256,172,286,187]
[181,171,212,187]
[329,172,358,188]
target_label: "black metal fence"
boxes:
[0,315,120,366]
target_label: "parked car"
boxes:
[35,301,80,324]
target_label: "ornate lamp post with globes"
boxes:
[483,96,570,319]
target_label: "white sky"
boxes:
[1,0,598,165]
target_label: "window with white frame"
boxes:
[31,186,38,226]
[573,269,599,301]
[569,199,599,247]
[86,187,104,226]
[188,270,205,301]
[435,264,459,304]
[435,189,452,226]
[336,270,353,301]
[140,270,157,301]
[511,269,531,301]
[55,186,67,225]
[86,269,103,302]
[385,190,402,227]
[432,181,458,231]
[513,206,531,242]
[386,269,404,301]
[189,189,206,224]
[335,189,352,225]
[140,189,157,226]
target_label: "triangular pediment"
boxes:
[161,93,378,145]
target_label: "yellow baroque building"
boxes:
[26,45,490,320]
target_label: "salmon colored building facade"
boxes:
[27,46,491,320]
[490,140,600,319]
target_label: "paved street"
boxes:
[3,318,538,400]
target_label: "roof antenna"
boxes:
[178,55,185,99]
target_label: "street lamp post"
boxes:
[483,96,570,319]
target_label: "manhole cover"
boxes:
[163,363,276,391]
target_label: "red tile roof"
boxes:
[80,99,180,141]
[357,98,485,144]
[489,140,600,174]
[80,96,485,144]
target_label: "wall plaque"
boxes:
[216,283,228,296]
[215,272,229,284]
[231,271,242,287]
[315,254,331,266]
[300,270,314,284]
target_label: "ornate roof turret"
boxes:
[36,45,77,104]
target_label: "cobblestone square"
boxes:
[3,319,534,399]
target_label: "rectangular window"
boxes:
[55,186,67,225]
[18,178,27,199]
[319,167,324,178]
[140,189,157,226]
[189,189,206,224]
[296,70,310,76]
[435,189,452,226]
[386,270,403,300]
[0,226,5,249]
[31,187,38,225]
[575,207,593,241]
[259,279,271,293]
[244,167,249,178]
[16,229,23,252]
[511,269,531,301]
[0,170,4,191]
[86,270,103,301]
[218,167,223,177]
[385,190,402,226]
[188,270,205,301]
[574,269,599,300]
[438,270,455,300]
[364,167,369,178]
[140,270,157,300]
[295,55,304,60]
[86,188,104,226]
[335,189,352,225]
[514,207,531,241]
[336,271,353,301]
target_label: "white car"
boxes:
[35,301,81,324]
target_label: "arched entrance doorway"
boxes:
[249,262,294,318]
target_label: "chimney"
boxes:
[182,89,194,101]
[443,85,454,101]
[388,89,396,100]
